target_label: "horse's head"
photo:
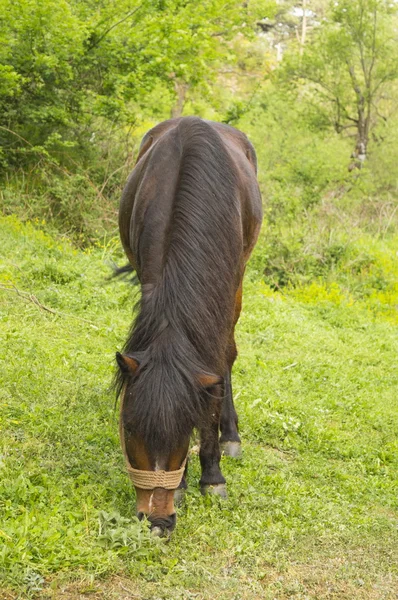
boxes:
[121,425,188,537]
[116,350,221,536]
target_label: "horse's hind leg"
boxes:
[199,388,227,497]
[220,339,242,458]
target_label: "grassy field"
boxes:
[0,214,397,599]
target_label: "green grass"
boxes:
[1,215,397,599]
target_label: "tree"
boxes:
[281,0,398,165]
[0,0,257,172]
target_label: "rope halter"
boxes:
[125,456,187,490]
[119,384,187,490]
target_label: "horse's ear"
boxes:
[196,372,224,388]
[116,352,140,375]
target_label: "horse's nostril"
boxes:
[148,513,176,536]
[136,511,145,521]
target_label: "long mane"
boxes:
[116,118,243,452]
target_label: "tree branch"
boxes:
[368,4,378,88]
[0,284,99,328]
[87,6,143,51]
[346,61,363,103]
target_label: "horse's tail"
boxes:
[110,262,138,284]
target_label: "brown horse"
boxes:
[115,116,262,535]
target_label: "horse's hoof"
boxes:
[200,483,227,498]
[174,488,186,507]
[221,441,242,459]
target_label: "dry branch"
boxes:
[0,283,98,328]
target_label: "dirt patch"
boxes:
[260,559,398,600]
[3,565,397,600]
[1,578,143,600]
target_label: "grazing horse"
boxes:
[115,116,262,535]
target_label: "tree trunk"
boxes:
[355,123,368,164]
[350,112,368,170]
[347,63,369,168]
[170,80,188,119]
[300,0,307,57]
[354,94,371,166]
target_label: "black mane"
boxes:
[115,117,243,453]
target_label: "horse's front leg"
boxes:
[199,388,227,498]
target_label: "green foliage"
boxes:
[0,0,257,173]
[2,0,396,270]
[237,73,398,289]
[280,0,398,160]
[0,0,88,164]
[0,0,269,242]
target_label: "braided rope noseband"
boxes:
[125,457,187,490]
[119,385,187,490]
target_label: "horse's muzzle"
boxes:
[137,511,177,537]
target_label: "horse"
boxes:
[115,116,262,536]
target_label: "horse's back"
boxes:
[209,121,262,260]
[119,117,262,279]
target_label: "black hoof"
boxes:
[221,441,242,458]
[200,483,227,498]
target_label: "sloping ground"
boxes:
[0,215,397,599]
